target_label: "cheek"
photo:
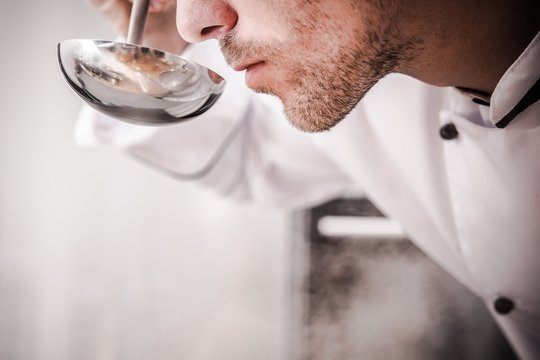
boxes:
[230,0,295,42]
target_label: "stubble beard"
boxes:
[220,6,420,133]
[282,34,421,132]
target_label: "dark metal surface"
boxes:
[293,197,518,360]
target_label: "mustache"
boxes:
[219,32,279,67]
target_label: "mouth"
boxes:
[232,60,264,72]
[231,61,267,89]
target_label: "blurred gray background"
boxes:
[0,1,518,360]
[0,1,290,359]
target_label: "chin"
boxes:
[252,78,352,133]
[282,93,347,133]
[283,105,338,133]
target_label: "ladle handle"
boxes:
[126,0,150,44]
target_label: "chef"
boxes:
[77,0,540,358]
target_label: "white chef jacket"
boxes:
[75,32,540,359]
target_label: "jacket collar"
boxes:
[490,31,540,128]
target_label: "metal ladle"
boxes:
[57,0,225,125]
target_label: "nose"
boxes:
[176,0,238,43]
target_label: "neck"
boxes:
[402,0,540,94]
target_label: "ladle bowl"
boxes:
[57,39,225,125]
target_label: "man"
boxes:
[79,0,540,358]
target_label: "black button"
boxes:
[494,297,514,315]
[439,123,459,140]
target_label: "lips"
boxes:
[232,60,265,72]
[232,63,249,72]
[244,62,267,89]
[229,60,268,89]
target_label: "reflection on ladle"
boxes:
[57,0,225,125]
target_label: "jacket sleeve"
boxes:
[74,41,353,208]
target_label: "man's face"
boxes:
[177,0,420,132]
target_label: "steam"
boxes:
[301,237,515,360]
